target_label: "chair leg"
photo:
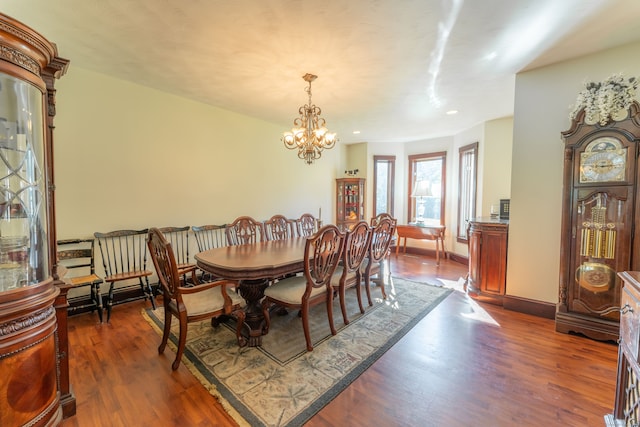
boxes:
[377,272,387,300]
[106,282,115,322]
[355,272,365,315]
[94,284,103,323]
[158,308,172,355]
[301,303,313,352]
[326,290,337,335]
[364,275,373,307]
[140,277,157,310]
[339,282,350,325]
[380,259,390,299]
[172,313,188,371]
[261,299,272,334]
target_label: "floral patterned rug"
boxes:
[142,278,452,427]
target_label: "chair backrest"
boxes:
[342,221,372,273]
[369,217,396,263]
[264,214,294,241]
[296,213,317,237]
[94,229,149,279]
[57,238,98,278]
[158,226,191,266]
[147,228,180,299]
[192,224,227,252]
[370,213,395,227]
[226,216,264,245]
[303,224,345,292]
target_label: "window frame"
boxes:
[407,152,446,225]
[373,155,396,218]
[456,142,478,243]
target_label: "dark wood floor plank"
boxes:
[60,253,617,427]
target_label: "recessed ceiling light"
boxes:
[446,110,458,115]
[353,130,361,134]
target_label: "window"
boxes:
[373,156,395,217]
[408,152,446,225]
[457,143,478,242]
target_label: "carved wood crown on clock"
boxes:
[556,101,640,342]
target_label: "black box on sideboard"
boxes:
[500,199,510,219]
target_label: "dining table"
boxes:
[195,237,307,347]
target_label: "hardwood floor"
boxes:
[59,253,618,427]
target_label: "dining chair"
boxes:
[370,213,397,254]
[262,224,345,351]
[94,228,155,322]
[363,216,396,306]
[192,224,228,282]
[57,238,104,322]
[192,224,228,252]
[158,226,197,285]
[331,221,372,325]
[263,214,295,241]
[147,228,246,371]
[226,216,265,245]
[370,212,395,227]
[296,213,318,237]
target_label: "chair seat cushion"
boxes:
[264,275,327,305]
[182,285,243,316]
[361,257,380,275]
[331,266,358,287]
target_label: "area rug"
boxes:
[142,277,452,427]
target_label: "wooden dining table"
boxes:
[195,237,307,347]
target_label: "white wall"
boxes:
[481,117,513,217]
[508,41,640,302]
[53,67,341,239]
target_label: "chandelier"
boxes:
[282,73,338,165]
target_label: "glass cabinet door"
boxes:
[0,73,48,291]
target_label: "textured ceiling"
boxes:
[3,0,640,144]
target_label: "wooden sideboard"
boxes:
[466,218,509,305]
[606,271,640,426]
[395,224,446,265]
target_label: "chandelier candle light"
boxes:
[282,73,337,165]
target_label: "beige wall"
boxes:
[481,117,513,217]
[53,67,341,239]
[54,42,640,306]
[508,41,640,302]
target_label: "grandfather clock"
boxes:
[556,102,640,341]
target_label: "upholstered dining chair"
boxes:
[363,216,396,306]
[370,213,397,254]
[226,216,265,245]
[331,221,372,325]
[262,224,345,351]
[296,213,318,237]
[263,214,295,241]
[147,228,246,371]
[370,212,395,227]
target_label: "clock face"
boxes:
[579,137,627,183]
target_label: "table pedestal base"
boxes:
[238,279,269,347]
